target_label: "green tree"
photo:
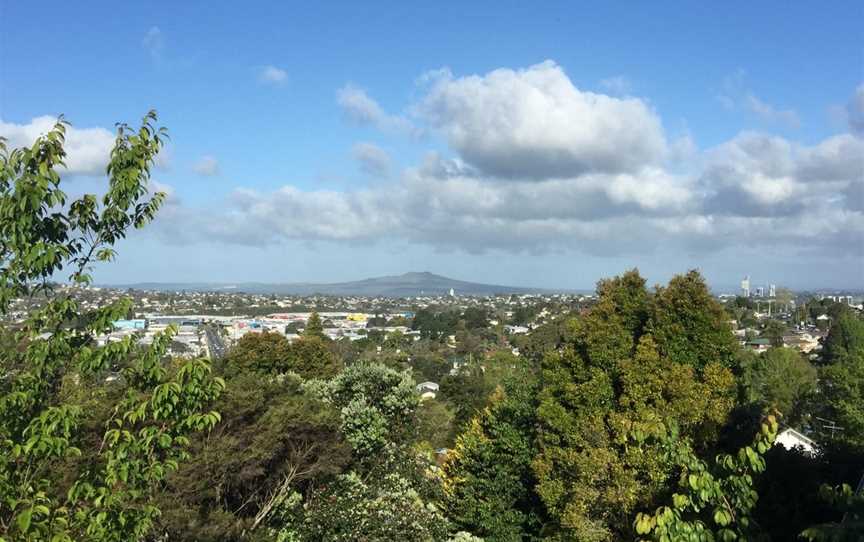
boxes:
[273,363,459,541]
[304,362,419,458]
[287,336,342,379]
[632,414,779,541]
[533,270,737,541]
[303,311,325,339]
[753,445,863,540]
[441,361,493,431]
[647,270,738,369]
[0,113,223,541]
[762,319,788,348]
[800,482,864,541]
[821,312,864,365]
[274,470,452,542]
[412,309,459,341]
[223,331,292,374]
[223,332,341,379]
[384,329,410,350]
[416,399,456,450]
[511,316,575,364]
[737,347,817,423]
[444,370,545,541]
[462,307,490,330]
[814,355,864,449]
[154,372,348,541]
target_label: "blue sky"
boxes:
[1,1,862,291]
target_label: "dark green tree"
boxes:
[737,347,817,423]
[762,319,788,348]
[154,372,348,541]
[304,311,325,339]
[821,312,864,366]
[647,270,738,369]
[800,481,864,541]
[287,336,342,379]
[814,355,864,449]
[443,369,545,541]
[223,331,292,374]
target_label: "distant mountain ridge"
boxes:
[104,271,565,297]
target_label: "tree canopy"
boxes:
[0,113,223,541]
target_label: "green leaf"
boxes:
[16,507,32,533]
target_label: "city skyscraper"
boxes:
[741,276,751,298]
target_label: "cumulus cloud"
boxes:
[193,155,220,176]
[152,127,861,259]
[259,65,288,84]
[0,116,115,176]
[336,85,417,135]
[701,132,864,217]
[351,142,391,176]
[144,62,861,262]
[418,61,668,179]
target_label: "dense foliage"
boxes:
[532,271,737,540]
[0,114,223,541]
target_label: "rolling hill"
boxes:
[106,272,559,297]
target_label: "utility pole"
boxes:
[815,416,845,439]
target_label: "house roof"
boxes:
[777,427,817,447]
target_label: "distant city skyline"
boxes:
[2,2,862,289]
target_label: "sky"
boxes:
[1,1,863,291]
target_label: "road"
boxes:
[204,326,228,360]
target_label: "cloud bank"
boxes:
[8,62,862,265]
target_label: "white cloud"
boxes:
[143,26,164,62]
[701,132,864,216]
[193,155,220,176]
[0,116,115,176]
[418,60,668,179]
[143,62,861,262]
[259,65,288,84]
[599,75,632,96]
[745,94,801,129]
[351,142,391,176]
[153,126,861,259]
[336,85,417,135]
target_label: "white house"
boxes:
[416,381,440,400]
[775,428,818,455]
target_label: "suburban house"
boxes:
[416,381,440,400]
[775,428,818,456]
